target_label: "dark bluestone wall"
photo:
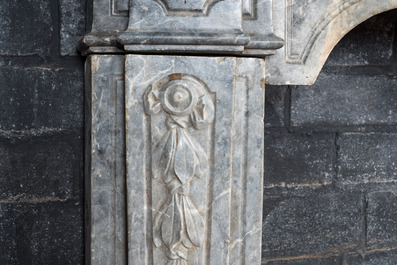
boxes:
[0,0,86,264]
[263,10,397,264]
[0,1,396,264]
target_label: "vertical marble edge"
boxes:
[87,55,127,264]
[90,54,113,264]
[125,55,150,265]
[85,56,93,265]
[228,68,249,265]
[207,58,235,265]
[114,68,127,265]
[237,58,265,265]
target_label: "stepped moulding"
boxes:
[80,0,283,56]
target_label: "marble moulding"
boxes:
[86,55,265,265]
[80,0,283,56]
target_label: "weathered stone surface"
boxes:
[262,192,363,259]
[291,74,397,127]
[367,191,397,249]
[60,0,86,56]
[326,11,396,66]
[343,249,397,265]
[264,132,334,186]
[0,0,55,56]
[0,66,83,130]
[265,85,288,127]
[338,133,397,183]
[125,55,264,265]
[0,135,82,201]
[0,201,83,265]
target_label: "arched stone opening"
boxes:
[263,9,397,264]
[267,2,397,85]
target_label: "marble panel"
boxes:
[125,55,265,265]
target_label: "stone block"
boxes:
[265,85,288,127]
[0,0,55,56]
[264,132,335,186]
[291,74,397,127]
[0,201,83,264]
[0,135,82,201]
[338,133,397,183]
[326,10,396,66]
[262,192,363,259]
[367,191,397,249]
[60,0,86,56]
[264,256,340,265]
[0,66,83,130]
[0,204,17,264]
[343,249,397,265]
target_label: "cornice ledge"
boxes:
[80,0,284,57]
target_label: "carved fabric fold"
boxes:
[158,193,205,260]
[152,122,208,185]
[167,259,187,265]
[191,95,215,130]
[144,76,214,264]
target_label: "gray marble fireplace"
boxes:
[82,1,397,264]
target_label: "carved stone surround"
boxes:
[84,0,397,264]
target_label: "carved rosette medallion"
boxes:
[143,74,214,265]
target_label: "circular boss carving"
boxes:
[161,80,198,116]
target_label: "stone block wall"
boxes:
[0,0,85,264]
[263,10,397,264]
[0,1,396,264]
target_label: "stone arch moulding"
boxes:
[266,0,397,85]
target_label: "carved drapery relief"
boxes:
[143,74,214,265]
